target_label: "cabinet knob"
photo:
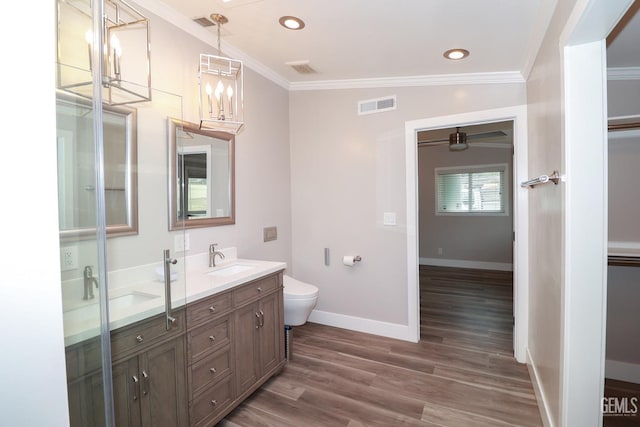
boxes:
[136,335,144,343]
[209,306,216,313]
[257,287,262,292]
[210,367,217,374]
[209,335,216,342]
[211,400,218,407]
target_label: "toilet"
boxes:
[283,274,318,326]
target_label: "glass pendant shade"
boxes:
[198,53,244,134]
[56,0,151,105]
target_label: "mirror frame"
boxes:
[57,91,139,241]
[168,118,235,230]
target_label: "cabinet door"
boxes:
[140,337,188,427]
[234,302,259,396]
[67,371,105,427]
[258,291,281,375]
[112,357,142,427]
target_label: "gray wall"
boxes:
[526,0,581,424]
[60,6,292,280]
[418,143,514,265]
[290,84,526,329]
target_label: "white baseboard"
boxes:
[606,359,640,384]
[527,348,555,427]
[307,309,416,342]
[419,257,513,271]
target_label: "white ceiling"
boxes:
[154,0,555,85]
[144,0,640,87]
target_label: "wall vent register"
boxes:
[358,95,397,115]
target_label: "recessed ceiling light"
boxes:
[443,49,470,60]
[279,16,305,30]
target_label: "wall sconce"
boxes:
[199,14,244,134]
[56,0,151,105]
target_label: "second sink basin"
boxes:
[207,264,254,277]
[64,291,160,323]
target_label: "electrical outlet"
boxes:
[60,246,78,271]
[174,233,190,252]
[437,247,443,256]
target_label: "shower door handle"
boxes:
[164,249,178,330]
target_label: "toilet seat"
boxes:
[283,275,318,299]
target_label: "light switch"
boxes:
[383,212,397,226]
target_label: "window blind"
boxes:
[436,166,506,214]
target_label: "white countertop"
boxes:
[62,249,286,347]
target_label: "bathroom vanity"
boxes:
[63,253,286,427]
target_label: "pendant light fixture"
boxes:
[198,14,244,134]
[56,0,152,105]
[449,127,469,151]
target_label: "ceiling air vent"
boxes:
[193,16,215,27]
[285,60,317,74]
[358,95,397,116]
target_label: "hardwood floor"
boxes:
[220,266,542,426]
[603,379,640,426]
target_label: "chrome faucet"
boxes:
[83,266,99,300]
[209,243,225,267]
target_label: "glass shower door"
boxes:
[56,87,187,426]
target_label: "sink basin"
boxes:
[110,292,159,310]
[207,264,254,277]
[64,292,160,323]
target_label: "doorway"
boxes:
[417,121,516,355]
[404,105,529,362]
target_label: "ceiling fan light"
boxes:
[449,130,468,151]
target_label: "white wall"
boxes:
[0,3,71,427]
[289,84,525,335]
[418,143,514,266]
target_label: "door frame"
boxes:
[558,0,634,424]
[405,105,529,362]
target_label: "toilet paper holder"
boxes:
[353,256,362,262]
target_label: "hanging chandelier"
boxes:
[198,14,244,134]
[56,0,152,105]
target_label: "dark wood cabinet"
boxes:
[186,270,285,426]
[112,337,187,427]
[65,270,284,427]
[111,312,188,427]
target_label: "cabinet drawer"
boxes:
[187,291,232,326]
[190,347,232,395]
[65,336,102,381]
[191,377,233,427]
[111,309,185,361]
[232,274,280,307]
[188,316,231,362]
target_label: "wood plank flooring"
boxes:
[220,266,542,426]
[604,379,640,426]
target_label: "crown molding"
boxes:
[132,0,290,90]
[288,72,525,91]
[607,67,640,81]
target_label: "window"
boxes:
[435,164,508,215]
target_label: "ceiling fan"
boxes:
[417,127,509,151]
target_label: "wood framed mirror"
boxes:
[168,118,235,230]
[56,92,138,241]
